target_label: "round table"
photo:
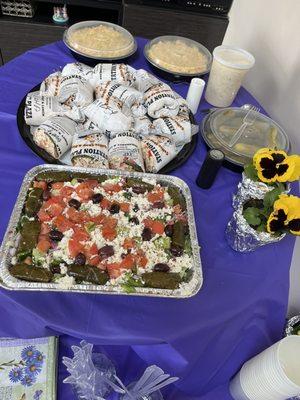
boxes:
[0,38,297,400]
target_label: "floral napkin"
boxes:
[0,337,58,400]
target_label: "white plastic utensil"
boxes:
[228,105,260,147]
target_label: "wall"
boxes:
[223,0,300,315]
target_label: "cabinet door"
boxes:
[0,20,65,63]
[122,4,228,52]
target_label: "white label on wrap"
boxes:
[141,135,176,173]
[108,131,144,171]
[95,82,143,109]
[40,72,61,97]
[153,116,192,147]
[34,116,76,158]
[25,94,62,125]
[144,83,179,118]
[89,64,135,88]
[83,99,132,137]
[62,62,93,78]
[59,74,93,107]
[71,133,109,167]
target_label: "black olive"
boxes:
[68,198,81,210]
[164,224,173,237]
[127,248,132,254]
[170,244,183,257]
[153,263,170,273]
[74,252,86,266]
[121,253,126,259]
[42,189,51,201]
[49,229,64,242]
[129,216,139,225]
[133,204,139,212]
[132,186,146,194]
[142,227,153,241]
[109,203,120,214]
[152,201,165,209]
[50,263,62,274]
[92,193,103,204]
[99,245,114,260]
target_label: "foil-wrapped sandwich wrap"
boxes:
[141,135,178,173]
[71,131,109,168]
[32,116,77,159]
[25,62,197,173]
[225,202,285,252]
[152,116,196,148]
[82,98,132,138]
[40,71,61,97]
[144,82,179,118]
[134,115,154,138]
[95,81,145,116]
[59,74,94,107]
[88,63,136,88]
[25,92,83,126]
[108,131,144,172]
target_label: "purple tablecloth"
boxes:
[0,38,297,400]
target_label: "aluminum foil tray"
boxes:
[0,165,203,298]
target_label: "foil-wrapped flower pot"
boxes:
[226,204,285,252]
[232,173,290,210]
[285,315,300,337]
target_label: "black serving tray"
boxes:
[17,84,198,174]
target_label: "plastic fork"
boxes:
[228,105,260,147]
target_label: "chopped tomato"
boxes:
[85,243,100,266]
[103,183,122,193]
[100,198,112,209]
[52,182,64,190]
[102,226,117,241]
[103,216,118,229]
[143,218,153,228]
[73,226,90,242]
[44,196,64,208]
[53,215,74,232]
[37,239,51,253]
[120,202,130,213]
[151,220,165,235]
[33,181,47,190]
[147,189,164,203]
[65,208,89,223]
[106,262,122,278]
[135,249,148,268]
[38,208,52,222]
[68,239,84,258]
[60,186,74,197]
[48,203,64,217]
[123,238,136,249]
[120,254,135,269]
[75,183,93,201]
[91,214,106,224]
[85,179,99,189]
[40,223,51,235]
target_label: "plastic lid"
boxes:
[145,35,212,76]
[213,45,255,70]
[201,107,290,167]
[64,21,136,59]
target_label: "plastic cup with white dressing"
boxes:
[205,45,255,107]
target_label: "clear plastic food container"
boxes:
[201,107,290,167]
[63,21,137,60]
[144,35,212,77]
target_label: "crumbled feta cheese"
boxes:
[57,275,75,289]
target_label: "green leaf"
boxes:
[263,188,282,210]
[276,182,286,192]
[244,164,258,181]
[121,273,143,293]
[243,207,262,226]
[256,223,267,233]
[123,192,132,200]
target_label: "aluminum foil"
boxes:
[225,203,285,252]
[285,315,300,337]
[0,164,202,298]
[232,173,291,209]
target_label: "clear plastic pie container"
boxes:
[63,20,137,60]
[201,107,290,167]
[144,35,212,77]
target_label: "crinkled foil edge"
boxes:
[285,315,300,337]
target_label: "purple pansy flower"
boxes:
[9,367,24,383]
